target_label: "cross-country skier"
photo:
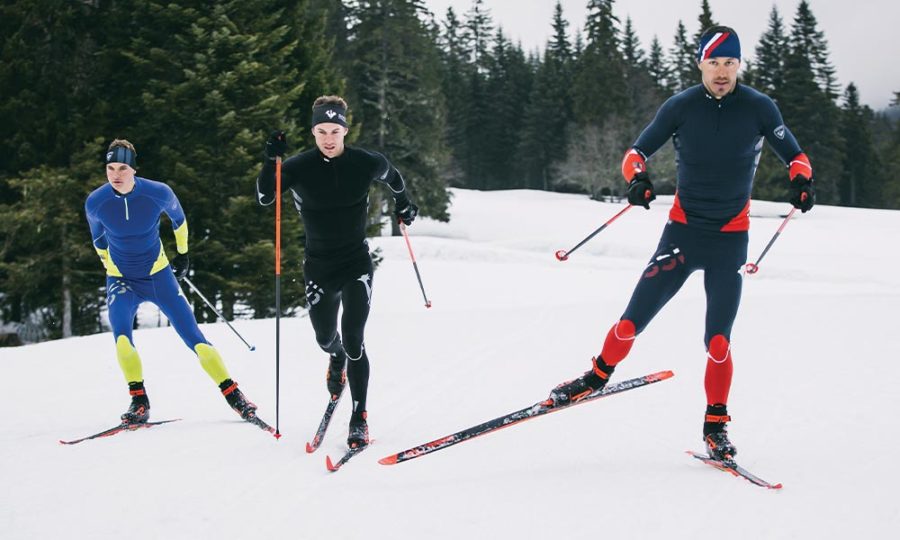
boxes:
[256,95,418,448]
[548,26,815,461]
[85,139,265,426]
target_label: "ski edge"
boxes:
[305,395,342,454]
[326,439,374,473]
[379,369,674,466]
[59,418,183,445]
[686,450,783,490]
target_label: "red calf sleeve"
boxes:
[600,319,636,366]
[705,334,733,405]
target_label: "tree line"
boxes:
[1,0,897,343]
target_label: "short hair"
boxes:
[699,25,739,42]
[108,138,136,154]
[313,95,348,110]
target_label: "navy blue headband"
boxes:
[312,104,348,128]
[697,31,741,62]
[106,146,137,169]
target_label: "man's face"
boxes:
[105,162,136,193]
[312,123,349,158]
[699,56,740,98]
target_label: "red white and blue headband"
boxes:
[697,31,741,62]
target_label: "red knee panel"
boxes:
[601,319,636,366]
[705,334,733,405]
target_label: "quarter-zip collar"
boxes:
[112,177,141,221]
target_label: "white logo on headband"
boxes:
[326,110,336,119]
[106,151,114,161]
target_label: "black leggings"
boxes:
[622,221,748,346]
[304,254,374,413]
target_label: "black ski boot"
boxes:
[548,357,614,407]
[220,379,258,420]
[121,381,150,424]
[326,352,347,399]
[703,404,737,461]
[347,411,369,448]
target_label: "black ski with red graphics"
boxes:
[379,370,674,466]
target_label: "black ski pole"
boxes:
[182,277,255,351]
[745,207,797,275]
[555,204,633,261]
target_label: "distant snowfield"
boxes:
[3,189,898,539]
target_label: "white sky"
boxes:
[423,0,900,110]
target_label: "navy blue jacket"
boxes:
[633,83,803,231]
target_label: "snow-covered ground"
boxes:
[3,189,898,539]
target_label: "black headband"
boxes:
[106,146,137,169]
[312,103,348,128]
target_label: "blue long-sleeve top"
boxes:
[85,177,188,277]
[633,83,804,231]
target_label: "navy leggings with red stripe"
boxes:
[623,221,747,344]
[599,221,747,406]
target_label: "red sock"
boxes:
[600,319,636,367]
[704,334,733,405]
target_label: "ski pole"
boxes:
[744,207,797,275]
[399,221,432,308]
[182,277,255,351]
[555,204,633,261]
[274,155,283,438]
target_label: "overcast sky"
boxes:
[422,0,900,110]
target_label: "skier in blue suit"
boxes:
[85,139,265,427]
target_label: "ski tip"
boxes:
[650,370,675,381]
[378,455,398,466]
[771,482,784,490]
[325,455,337,472]
[305,442,316,453]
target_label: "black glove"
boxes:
[265,130,287,160]
[394,201,419,226]
[626,172,656,209]
[171,253,190,281]
[789,176,815,213]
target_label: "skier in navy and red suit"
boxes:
[548,26,815,461]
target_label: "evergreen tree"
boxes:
[790,0,840,100]
[116,0,335,321]
[572,0,627,126]
[750,6,787,96]
[693,0,717,45]
[647,35,673,93]
[458,0,496,188]
[774,1,844,205]
[669,21,697,92]
[839,83,881,207]
[438,7,471,186]
[483,29,532,189]
[344,0,450,227]
[519,1,574,190]
[464,0,494,72]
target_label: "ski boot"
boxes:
[347,411,369,448]
[548,357,614,407]
[220,379,258,420]
[326,352,347,399]
[121,381,150,424]
[703,404,737,461]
